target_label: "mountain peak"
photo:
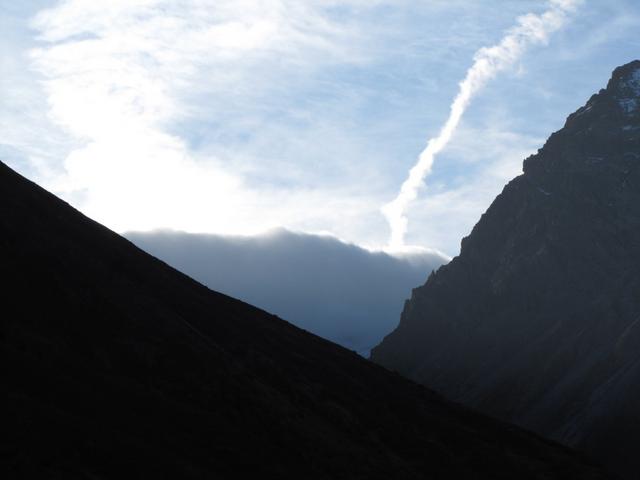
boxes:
[372,61,640,479]
[562,60,640,129]
[521,61,640,177]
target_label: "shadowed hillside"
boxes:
[0,160,609,479]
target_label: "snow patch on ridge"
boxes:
[630,68,640,95]
[617,67,640,114]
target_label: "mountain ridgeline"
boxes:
[0,160,610,478]
[372,60,640,479]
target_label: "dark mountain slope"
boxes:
[371,60,640,479]
[0,161,609,479]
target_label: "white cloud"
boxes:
[28,0,377,234]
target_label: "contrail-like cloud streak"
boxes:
[383,0,581,249]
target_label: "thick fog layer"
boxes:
[127,229,447,355]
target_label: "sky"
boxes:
[2,0,640,257]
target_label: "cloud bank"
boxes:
[383,0,581,249]
[127,228,448,355]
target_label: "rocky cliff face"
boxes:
[371,60,640,480]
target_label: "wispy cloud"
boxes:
[28,0,376,233]
[382,0,581,249]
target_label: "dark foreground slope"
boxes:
[372,61,640,479]
[0,162,609,479]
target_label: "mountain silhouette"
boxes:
[372,60,640,479]
[0,159,609,478]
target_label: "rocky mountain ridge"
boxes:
[371,60,640,480]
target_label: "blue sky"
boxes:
[2,0,639,256]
